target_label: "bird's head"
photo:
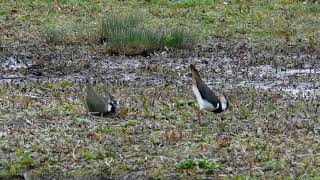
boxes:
[190,64,201,85]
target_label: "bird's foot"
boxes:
[197,111,204,125]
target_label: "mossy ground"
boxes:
[0,0,320,179]
[0,82,319,179]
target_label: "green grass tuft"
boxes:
[176,159,219,174]
[100,14,192,55]
[41,25,64,45]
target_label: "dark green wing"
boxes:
[197,79,220,107]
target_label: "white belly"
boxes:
[192,85,218,111]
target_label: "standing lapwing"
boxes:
[85,79,117,116]
[190,64,229,122]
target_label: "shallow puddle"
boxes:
[1,48,319,100]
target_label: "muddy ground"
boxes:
[1,35,320,179]
[1,37,319,98]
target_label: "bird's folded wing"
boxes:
[197,81,220,107]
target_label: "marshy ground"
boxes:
[0,0,320,179]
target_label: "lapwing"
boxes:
[85,80,117,116]
[190,64,229,122]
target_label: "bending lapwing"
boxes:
[85,80,117,116]
[190,64,229,122]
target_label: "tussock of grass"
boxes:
[100,14,192,55]
[41,26,64,45]
[175,159,219,174]
[41,24,100,45]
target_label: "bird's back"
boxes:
[196,79,220,107]
[86,83,109,114]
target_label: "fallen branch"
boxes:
[72,140,80,160]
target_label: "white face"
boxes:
[104,94,117,113]
[219,95,228,111]
[107,101,116,112]
[107,104,112,112]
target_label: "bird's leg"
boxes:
[197,110,204,124]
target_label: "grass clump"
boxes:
[41,25,64,45]
[164,28,188,48]
[0,151,36,178]
[100,14,192,55]
[176,159,219,174]
[41,22,99,45]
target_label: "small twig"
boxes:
[0,75,48,80]
[27,95,44,99]
[0,76,26,80]
[104,158,113,167]
[24,118,33,125]
[72,140,80,160]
